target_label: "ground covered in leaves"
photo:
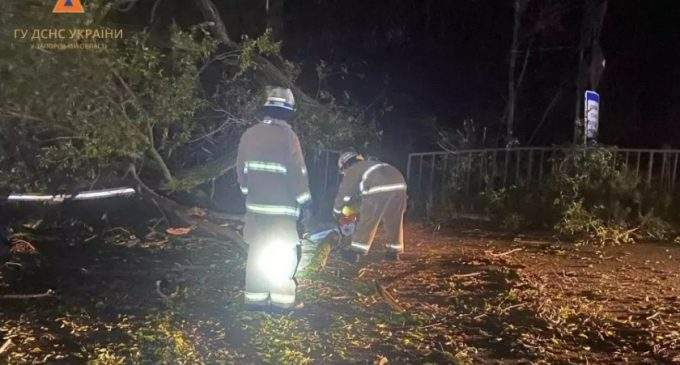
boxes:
[1,222,679,364]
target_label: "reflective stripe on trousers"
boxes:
[350,241,370,253]
[245,292,269,303]
[246,203,300,217]
[386,243,404,252]
[270,293,296,305]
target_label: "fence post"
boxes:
[491,150,498,191]
[527,149,533,186]
[417,155,424,214]
[662,151,669,190]
[465,152,472,196]
[406,154,411,184]
[477,152,483,193]
[503,149,510,188]
[441,154,449,199]
[538,149,545,186]
[417,155,424,192]
[673,152,679,189]
[647,151,654,187]
[428,154,436,217]
[515,149,521,185]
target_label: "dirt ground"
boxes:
[1,222,679,364]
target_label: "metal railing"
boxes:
[406,147,680,216]
[306,149,342,218]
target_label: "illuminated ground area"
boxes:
[1,223,679,363]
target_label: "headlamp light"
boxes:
[258,241,297,284]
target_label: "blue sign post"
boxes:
[585,90,600,144]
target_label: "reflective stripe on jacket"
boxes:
[236,118,311,217]
[333,160,406,213]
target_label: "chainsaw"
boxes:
[305,205,358,247]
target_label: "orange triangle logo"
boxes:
[53,0,84,13]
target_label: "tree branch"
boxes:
[0,289,55,300]
[146,122,174,182]
[515,37,534,95]
[128,164,247,253]
[528,86,562,145]
[194,0,321,108]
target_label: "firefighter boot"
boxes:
[385,251,401,262]
[341,249,361,264]
[245,302,270,312]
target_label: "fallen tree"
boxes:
[0,0,379,254]
[129,165,247,253]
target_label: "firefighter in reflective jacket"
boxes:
[236,87,311,311]
[334,152,407,262]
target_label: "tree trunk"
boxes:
[505,0,529,145]
[129,164,247,253]
[573,47,587,144]
[265,0,284,40]
[573,0,608,144]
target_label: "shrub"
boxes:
[476,148,678,244]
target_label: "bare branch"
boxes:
[0,289,55,300]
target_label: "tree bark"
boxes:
[505,0,529,145]
[147,150,171,183]
[129,164,247,253]
[573,0,608,144]
[265,0,284,41]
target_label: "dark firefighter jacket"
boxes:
[236,118,311,218]
[333,160,407,214]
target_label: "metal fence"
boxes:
[307,149,342,218]
[406,147,680,217]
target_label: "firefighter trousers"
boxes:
[243,213,299,309]
[350,190,406,255]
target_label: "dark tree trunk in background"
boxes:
[265,0,284,40]
[573,0,608,144]
[505,0,529,146]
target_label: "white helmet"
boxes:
[338,151,364,170]
[264,86,295,111]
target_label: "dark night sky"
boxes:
[275,0,680,153]
[143,0,680,155]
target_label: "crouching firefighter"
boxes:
[237,86,312,312]
[334,152,407,263]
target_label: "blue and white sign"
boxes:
[585,90,600,141]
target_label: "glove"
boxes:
[341,205,357,216]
